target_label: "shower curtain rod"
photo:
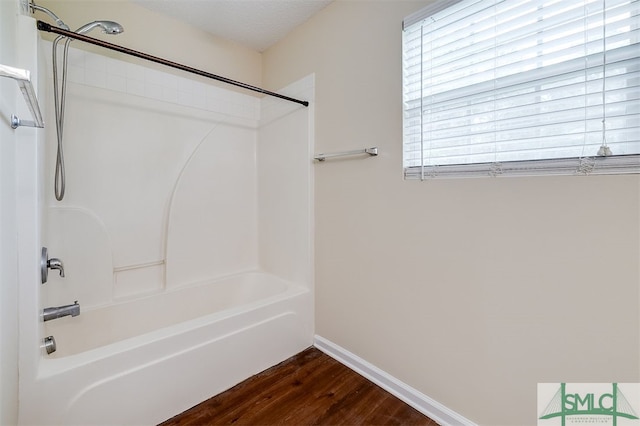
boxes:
[37,21,309,107]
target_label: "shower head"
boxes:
[75,21,124,35]
[30,2,70,30]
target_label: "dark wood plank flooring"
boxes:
[160,347,439,425]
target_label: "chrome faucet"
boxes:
[41,247,65,284]
[43,301,80,322]
[48,257,65,277]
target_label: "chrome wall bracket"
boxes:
[11,114,40,129]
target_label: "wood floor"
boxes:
[160,347,439,426]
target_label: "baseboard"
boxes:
[313,335,477,426]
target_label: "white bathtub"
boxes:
[21,271,313,426]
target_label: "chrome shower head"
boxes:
[75,21,124,35]
[30,2,70,30]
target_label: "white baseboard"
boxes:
[313,335,477,426]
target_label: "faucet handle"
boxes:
[41,247,65,284]
[47,258,65,277]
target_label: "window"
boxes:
[402,0,640,178]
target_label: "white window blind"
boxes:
[402,0,640,179]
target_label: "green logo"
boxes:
[539,383,639,426]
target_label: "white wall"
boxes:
[263,1,640,425]
[0,0,20,423]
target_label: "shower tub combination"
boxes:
[25,272,312,426]
[17,11,314,426]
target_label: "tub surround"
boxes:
[41,43,262,307]
[19,28,314,425]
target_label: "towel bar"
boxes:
[315,147,378,162]
[0,64,44,129]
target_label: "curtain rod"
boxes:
[37,20,309,107]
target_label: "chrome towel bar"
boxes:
[315,147,378,162]
[0,64,44,129]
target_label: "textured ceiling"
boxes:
[132,0,333,52]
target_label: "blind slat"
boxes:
[402,0,640,178]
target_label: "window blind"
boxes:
[402,0,640,178]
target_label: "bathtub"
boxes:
[21,271,313,426]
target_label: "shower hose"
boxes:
[52,35,70,201]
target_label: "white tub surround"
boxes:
[19,37,314,425]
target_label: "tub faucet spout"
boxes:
[43,301,80,322]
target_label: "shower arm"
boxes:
[30,3,70,30]
[36,20,309,108]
